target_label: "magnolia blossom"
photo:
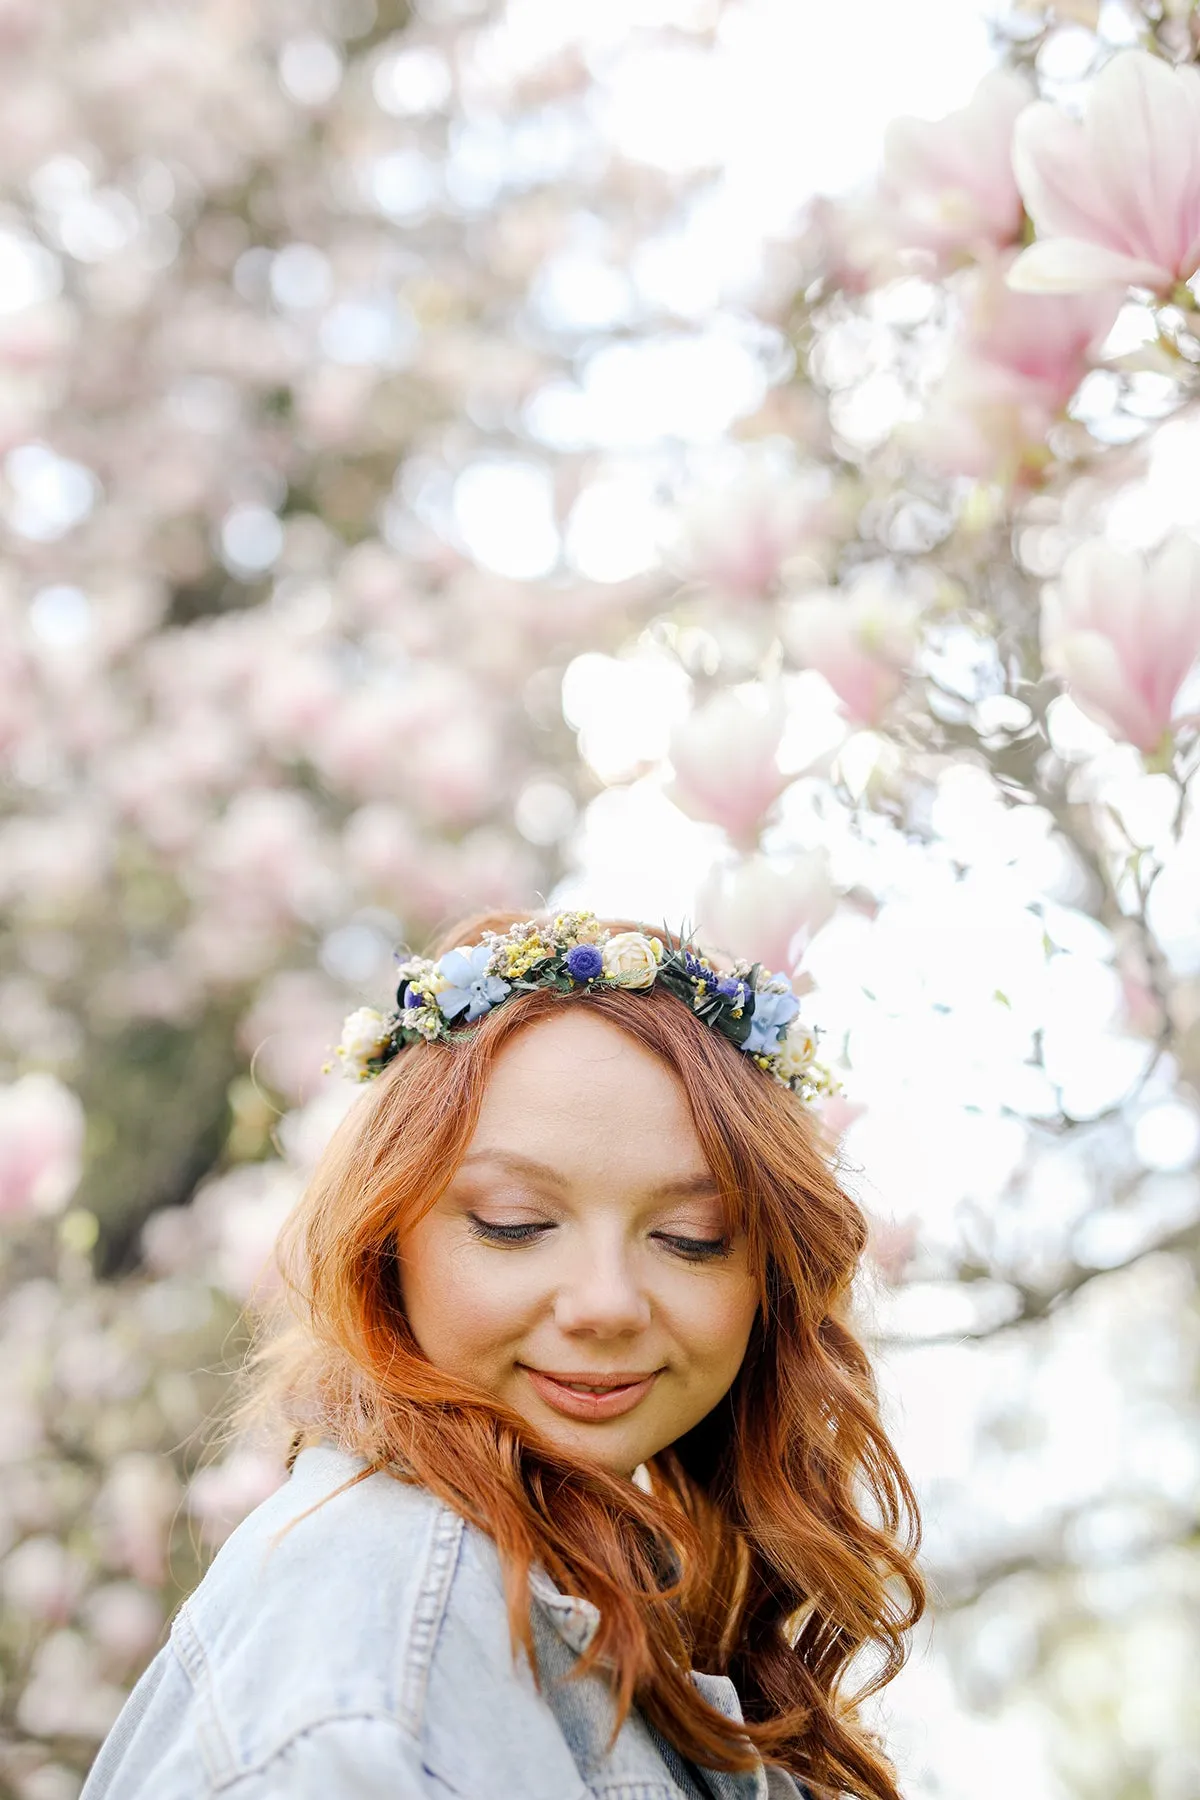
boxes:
[1,1536,89,1625]
[1041,535,1200,753]
[1008,51,1200,296]
[882,70,1032,263]
[697,853,836,977]
[15,1630,126,1744]
[188,788,340,938]
[801,192,906,294]
[816,1093,867,1145]
[237,969,350,1100]
[783,579,920,726]
[865,1215,920,1286]
[0,1073,85,1220]
[208,1166,300,1306]
[81,1584,166,1672]
[672,459,850,598]
[186,1446,287,1550]
[911,256,1121,480]
[92,1453,182,1588]
[667,685,788,843]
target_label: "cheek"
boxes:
[399,1232,535,1369]
[668,1268,760,1370]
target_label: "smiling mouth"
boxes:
[530,1370,661,1391]
[519,1367,663,1421]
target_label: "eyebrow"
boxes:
[457,1150,721,1199]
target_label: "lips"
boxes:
[520,1367,661,1422]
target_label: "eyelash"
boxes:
[465,1215,731,1262]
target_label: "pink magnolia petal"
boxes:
[1044,535,1200,751]
[966,255,1122,408]
[881,71,1030,258]
[1054,540,1140,640]
[1140,536,1200,718]
[1012,102,1130,251]
[1006,238,1171,295]
[696,852,837,976]
[1086,53,1200,279]
[1013,53,1200,290]
[824,652,904,725]
[1055,631,1165,750]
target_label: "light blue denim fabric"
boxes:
[80,1444,810,1800]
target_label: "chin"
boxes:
[538,1420,646,1479]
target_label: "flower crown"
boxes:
[327,911,835,1105]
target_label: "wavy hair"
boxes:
[230,909,925,1800]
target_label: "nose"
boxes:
[552,1238,652,1337]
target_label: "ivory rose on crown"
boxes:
[333,1006,391,1079]
[667,685,789,844]
[600,932,663,988]
[1041,535,1200,754]
[1007,50,1200,298]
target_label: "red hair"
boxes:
[232,910,924,1800]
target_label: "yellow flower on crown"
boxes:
[501,932,553,977]
[552,909,603,946]
[332,912,835,1107]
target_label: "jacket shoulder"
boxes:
[87,1446,588,1800]
[173,1446,464,1785]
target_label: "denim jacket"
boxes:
[80,1444,811,1800]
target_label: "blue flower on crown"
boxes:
[435,944,512,1023]
[743,982,800,1053]
[565,944,604,982]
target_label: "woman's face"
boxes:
[397,1009,760,1478]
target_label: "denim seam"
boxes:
[396,1504,464,1734]
[208,1710,423,1795]
[171,1602,235,1790]
[587,1784,684,1799]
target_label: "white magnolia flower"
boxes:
[601,931,663,989]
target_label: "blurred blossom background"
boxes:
[4,0,1200,1794]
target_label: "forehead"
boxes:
[466,1009,710,1185]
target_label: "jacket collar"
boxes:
[528,1564,602,1652]
[527,1566,771,1800]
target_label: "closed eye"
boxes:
[654,1233,732,1262]
[466,1216,731,1261]
[466,1214,552,1245]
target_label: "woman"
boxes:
[82,909,924,1800]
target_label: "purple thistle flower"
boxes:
[566,943,604,982]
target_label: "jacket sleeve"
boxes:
[764,1768,811,1798]
[221,1715,457,1800]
